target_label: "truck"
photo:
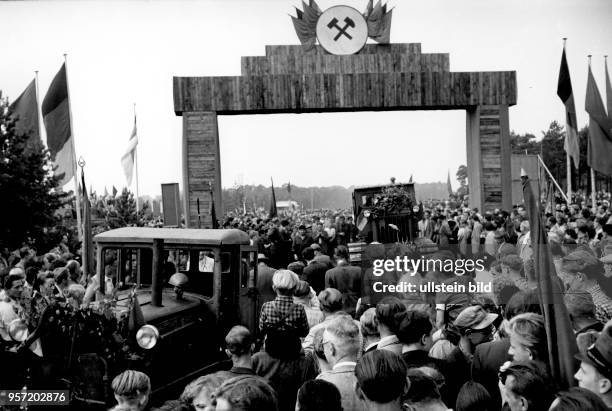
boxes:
[5,227,259,409]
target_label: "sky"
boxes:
[1,0,611,196]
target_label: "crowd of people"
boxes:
[2,191,612,410]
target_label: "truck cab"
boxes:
[93,227,258,401]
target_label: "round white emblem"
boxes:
[316,5,368,55]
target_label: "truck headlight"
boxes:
[136,325,159,349]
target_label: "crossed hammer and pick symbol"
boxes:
[327,17,356,41]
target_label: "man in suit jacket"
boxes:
[471,337,511,408]
[325,246,362,317]
[255,254,277,316]
[317,316,366,411]
[302,248,328,294]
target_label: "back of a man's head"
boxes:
[302,247,315,261]
[297,380,342,411]
[213,376,278,411]
[325,315,360,359]
[225,325,253,356]
[318,288,343,313]
[355,350,408,405]
[564,291,596,319]
[404,369,444,406]
[499,360,554,411]
[397,310,433,345]
[111,370,151,411]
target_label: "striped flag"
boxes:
[42,63,75,186]
[121,116,138,185]
[9,79,40,148]
[586,65,612,176]
[557,46,580,168]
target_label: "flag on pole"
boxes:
[557,46,580,168]
[585,65,612,176]
[81,167,94,278]
[269,178,278,218]
[121,116,138,186]
[606,57,612,122]
[42,63,75,186]
[112,186,118,197]
[9,79,40,148]
[103,186,109,198]
[209,184,219,229]
[447,170,453,196]
[287,181,292,195]
[522,174,577,389]
[409,174,413,183]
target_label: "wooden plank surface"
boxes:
[174,71,517,114]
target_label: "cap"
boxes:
[562,249,599,266]
[575,325,612,379]
[298,225,307,230]
[257,253,269,261]
[453,305,498,330]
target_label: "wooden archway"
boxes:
[173,43,517,227]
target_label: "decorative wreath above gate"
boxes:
[292,0,393,54]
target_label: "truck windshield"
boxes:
[102,247,217,298]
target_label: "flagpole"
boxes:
[34,70,44,143]
[133,103,140,214]
[537,154,569,203]
[64,54,83,242]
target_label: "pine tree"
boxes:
[0,93,67,250]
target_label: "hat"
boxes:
[601,254,612,264]
[298,225,307,230]
[562,249,599,266]
[453,306,498,331]
[575,325,612,378]
[310,243,321,251]
[257,253,269,262]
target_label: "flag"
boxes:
[9,79,40,148]
[112,185,118,197]
[606,58,612,122]
[209,187,219,229]
[121,116,138,186]
[128,289,145,336]
[409,174,413,183]
[585,65,612,176]
[557,47,580,168]
[42,63,74,186]
[103,186,109,198]
[522,174,577,389]
[447,170,453,196]
[356,210,369,231]
[364,0,393,44]
[81,168,94,277]
[269,178,278,218]
[287,181,292,195]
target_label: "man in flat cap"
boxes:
[574,322,612,408]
